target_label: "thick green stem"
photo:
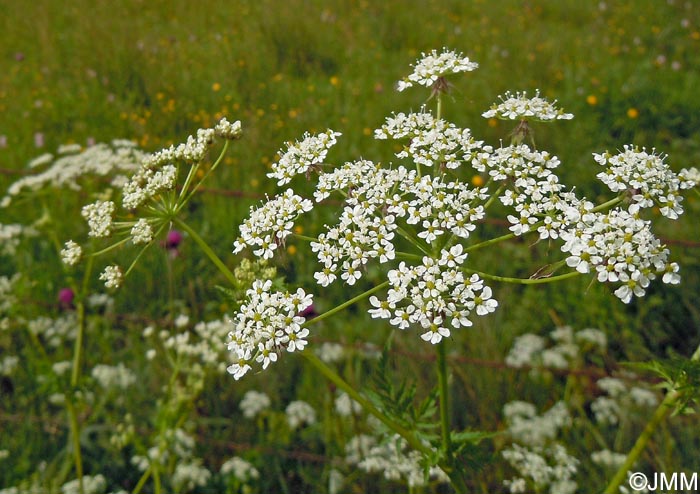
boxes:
[172,217,238,286]
[603,343,700,494]
[436,341,452,455]
[436,342,468,493]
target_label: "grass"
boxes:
[2,1,700,492]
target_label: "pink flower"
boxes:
[58,288,75,309]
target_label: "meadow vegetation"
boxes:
[2,1,700,493]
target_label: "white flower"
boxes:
[99,265,123,289]
[2,141,142,207]
[397,48,478,91]
[28,152,54,168]
[502,444,578,494]
[591,449,627,470]
[220,456,260,481]
[233,189,313,259]
[373,250,497,343]
[376,109,484,169]
[346,433,449,487]
[286,400,316,429]
[81,200,115,237]
[482,90,574,121]
[91,363,137,390]
[335,392,362,417]
[130,218,153,244]
[60,240,82,266]
[214,117,243,140]
[594,146,688,218]
[504,401,571,447]
[227,280,313,380]
[315,342,345,363]
[268,130,341,186]
[172,460,211,492]
[368,295,394,319]
[60,475,107,494]
[591,396,620,425]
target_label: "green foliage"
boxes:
[630,354,700,415]
[367,343,441,438]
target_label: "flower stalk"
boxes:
[603,343,700,494]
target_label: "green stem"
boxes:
[464,231,516,253]
[131,466,152,494]
[483,183,505,210]
[65,399,84,494]
[89,236,131,257]
[435,342,468,493]
[467,268,581,285]
[172,217,238,286]
[122,224,167,279]
[66,255,92,494]
[177,140,230,211]
[304,281,389,327]
[153,464,162,494]
[436,341,452,456]
[603,343,700,494]
[293,233,320,243]
[591,195,623,213]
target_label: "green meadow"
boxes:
[1,1,700,492]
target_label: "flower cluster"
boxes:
[482,90,574,122]
[345,434,449,488]
[91,363,137,390]
[233,188,313,259]
[594,145,693,218]
[239,390,271,419]
[149,316,232,374]
[285,400,317,430]
[502,443,578,494]
[1,140,143,207]
[58,118,242,291]
[397,48,478,91]
[505,325,607,370]
[129,218,154,244]
[0,223,37,257]
[591,377,658,426]
[99,265,123,289]
[370,246,497,344]
[227,280,313,380]
[122,163,178,210]
[81,200,115,238]
[267,129,341,186]
[220,456,260,482]
[214,117,243,140]
[312,162,488,287]
[143,128,216,169]
[561,207,678,303]
[503,401,571,447]
[375,109,483,169]
[476,144,575,237]
[60,240,82,266]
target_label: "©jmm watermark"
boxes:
[629,472,698,492]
